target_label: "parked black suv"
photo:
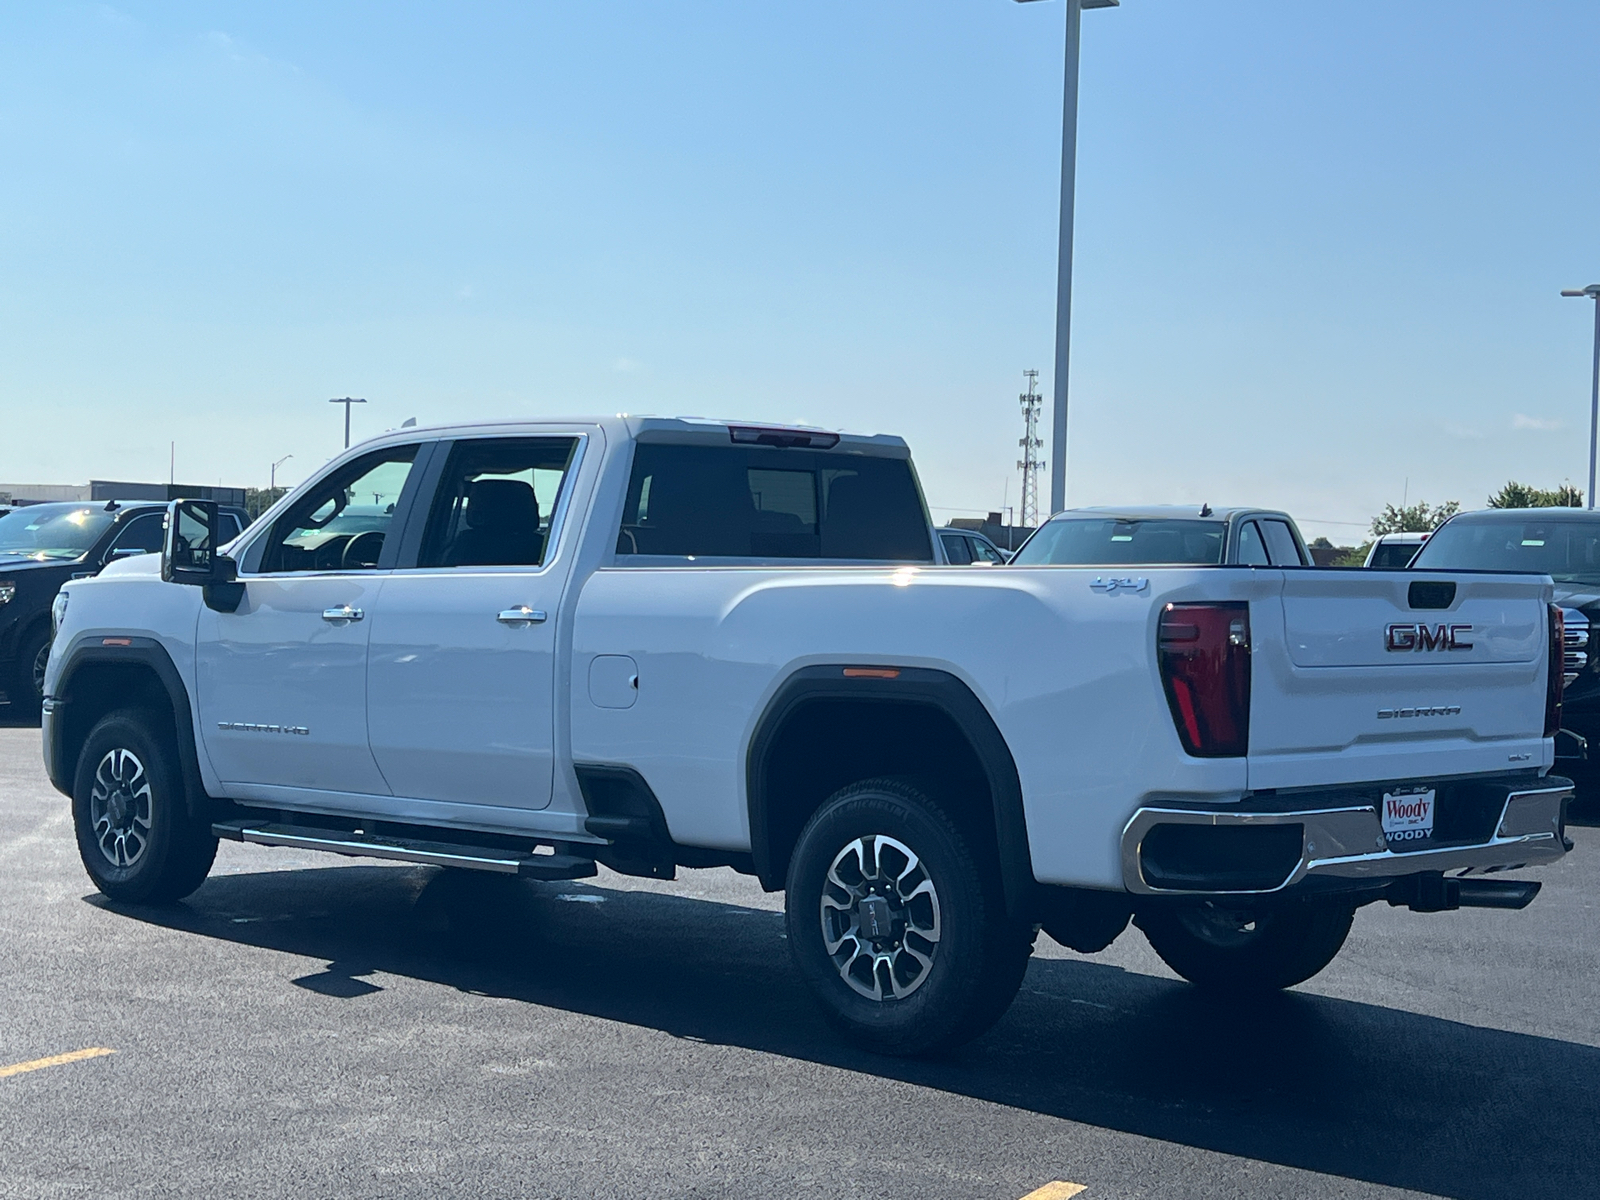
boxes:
[1408,507,1600,775]
[0,500,246,714]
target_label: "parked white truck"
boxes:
[42,417,1573,1054]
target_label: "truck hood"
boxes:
[0,553,84,571]
[1552,582,1600,610]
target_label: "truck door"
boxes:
[196,444,423,797]
[365,435,584,811]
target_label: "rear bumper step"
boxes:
[1386,873,1541,912]
[212,820,598,880]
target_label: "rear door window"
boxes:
[617,444,932,562]
[1260,519,1306,566]
[1236,521,1271,565]
[418,438,580,568]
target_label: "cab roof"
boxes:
[347,415,908,455]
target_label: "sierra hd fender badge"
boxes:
[1385,622,1473,651]
[217,722,310,736]
[1090,576,1149,594]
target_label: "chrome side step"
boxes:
[212,820,598,880]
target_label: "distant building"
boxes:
[0,480,246,507]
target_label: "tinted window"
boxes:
[0,503,115,561]
[941,532,972,564]
[107,512,166,557]
[1261,519,1305,566]
[1368,541,1422,569]
[1013,517,1227,566]
[262,446,418,573]
[1412,517,1600,584]
[420,438,579,568]
[1237,521,1270,565]
[616,444,932,562]
[971,537,1006,563]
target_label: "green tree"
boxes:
[1486,480,1583,509]
[1371,500,1460,536]
[1333,541,1373,567]
[244,487,287,520]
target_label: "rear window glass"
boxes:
[616,444,932,562]
[1367,541,1422,569]
[1012,517,1227,566]
[1412,518,1600,585]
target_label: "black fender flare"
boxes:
[746,664,1035,923]
[47,634,211,819]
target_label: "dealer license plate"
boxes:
[1382,788,1436,846]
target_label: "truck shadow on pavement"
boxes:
[94,864,1596,1200]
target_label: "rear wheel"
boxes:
[72,709,217,903]
[784,779,1032,1056]
[1137,899,1355,993]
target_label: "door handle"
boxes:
[497,606,548,626]
[322,605,364,624]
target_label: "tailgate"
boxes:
[1249,570,1554,789]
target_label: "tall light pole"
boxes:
[1562,286,1600,510]
[329,397,367,450]
[1016,0,1119,515]
[270,454,293,491]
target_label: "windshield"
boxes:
[0,503,115,561]
[1012,517,1227,566]
[1411,516,1600,583]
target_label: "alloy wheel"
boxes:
[820,834,942,1001]
[89,748,154,868]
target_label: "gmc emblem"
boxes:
[1385,623,1473,652]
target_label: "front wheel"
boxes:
[784,779,1032,1057]
[14,624,51,716]
[72,709,218,904]
[1137,899,1355,993]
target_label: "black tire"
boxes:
[14,623,51,717]
[785,778,1032,1057]
[1137,898,1355,993]
[72,708,217,904]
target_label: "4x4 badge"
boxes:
[1090,576,1148,595]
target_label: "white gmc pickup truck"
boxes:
[42,417,1573,1055]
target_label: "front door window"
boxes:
[260,446,418,573]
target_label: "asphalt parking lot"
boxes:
[3,717,1598,1200]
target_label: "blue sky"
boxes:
[1,1,1597,540]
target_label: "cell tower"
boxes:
[1017,369,1046,529]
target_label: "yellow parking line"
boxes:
[1020,1184,1087,1200]
[0,1047,116,1079]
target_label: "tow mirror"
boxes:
[162,500,243,612]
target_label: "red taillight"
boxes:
[1158,602,1251,757]
[1545,603,1564,738]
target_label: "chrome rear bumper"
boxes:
[1121,779,1572,896]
